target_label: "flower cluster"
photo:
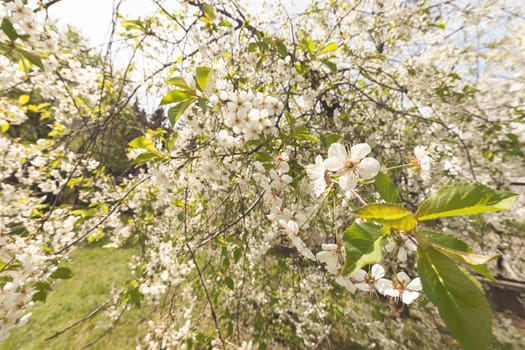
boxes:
[306,142,381,197]
[220,91,282,142]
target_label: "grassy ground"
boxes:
[2,245,524,349]
[0,246,151,350]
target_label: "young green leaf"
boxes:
[1,18,18,41]
[160,89,194,105]
[417,246,492,350]
[166,77,193,91]
[374,172,400,204]
[322,60,337,74]
[195,66,212,93]
[416,230,472,252]
[50,267,74,280]
[32,282,52,303]
[294,125,321,144]
[129,136,160,154]
[319,42,338,55]
[434,245,498,282]
[14,47,44,70]
[275,40,288,58]
[354,204,416,231]
[320,133,342,148]
[168,99,194,127]
[416,230,497,281]
[18,94,30,106]
[224,276,235,290]
[415,183,517,221]
[133,152,165,166]
[342,222,383,276]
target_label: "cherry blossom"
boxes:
[324,143,380,191]
[412,146,431,180]
[353,264,386,293]
[376,272,423,305]
[305,155,329,197]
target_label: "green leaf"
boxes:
[415,230,471,252]
[218,19,232,27]
[275,40,288,58]
[417,230,497,281]
[342,222,383,276]
[160,89,194,105]
[295,125,321,144]
[121,19,144,31]
[434,245,499,282]
[224,277,234,290]
[248,42,259,53]
[374,172,400,204]
[166,77,193,91]
[302,38,315,53]
[32,282,52,302]
[320,133,342,148]
[128,286,143,308]
[285,112,296,135]
[202,4,215,20]
[195,66,212,92]
[354,204,417,231]
[129,136,159,153]
[322,60,337,74]
[50,267,73,280]
[434,245,498,282]
[254,151,273,163]
[14,47,44,70]
[133,151,165,165]
[415,183,518,221]
[168,99,194,127]
[18,94,30,105]
[417,246,492,350]
[319,42,338,55]
[197,97,208,113]
[1,18,18,41]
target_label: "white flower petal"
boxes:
[287,220,299,235]
[396,271,410,284]
[350,143,371,160]
[312,179,327,197]
[339,172,358,191]
[335,276,356,293]
[376,278,398,297]
[328,143,348,162]
[384,240,395,253]
[358,157,380,179]
[407,277,422,292]
[324,157,343,172]
[404,238,417,252]
[355,282,371,292]
[291,236,315,260]
[306,156,328,197]
[352,269,367,282]
[397,247,407,262]
[414,146,426,159]
[316,251,337,266]
[321,243,338,251]
[401,290,420,305]
[371,264,385,279]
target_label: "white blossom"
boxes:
[324,143,380,191]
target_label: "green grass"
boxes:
[0,246,152,350]
[2,246,524,350]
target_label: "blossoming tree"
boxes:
[1,0,524,349]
